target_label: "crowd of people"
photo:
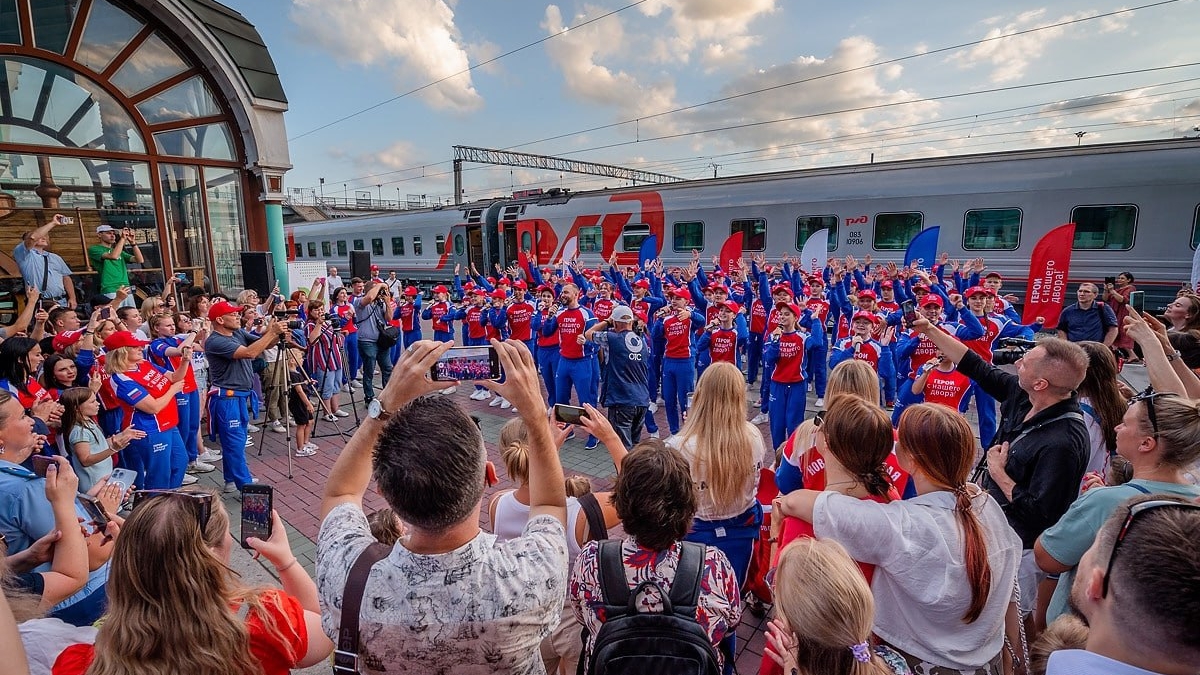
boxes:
[1,216,1199,675]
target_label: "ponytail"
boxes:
[955,485,992,623]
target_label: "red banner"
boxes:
[719,232,743,274]
[1023,223,1076,327]
[518,250,533,277]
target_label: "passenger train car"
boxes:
[287,138,1200,308]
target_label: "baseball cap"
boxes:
[95,224,116,234]
[208,300,241,319]
[431,284,449,294]
[610,306,635,323]
[912,283,931,293]
[491,289,506,300]
[852,310,880,324]
[857,289,877,300]
[370,264,379,271]
[633,279,650,289]
[985,271,1003,280]
[770,284,793,296]
[103,330,149,351]
[513,279,527,290]
[879,280,893,289]
[921,295,944,308]
[404,286,419,296]
[721,300,740,313]
[52,329,85,351]
[775,302,802,317]
[964,285,990,298]
[669,287,691,303]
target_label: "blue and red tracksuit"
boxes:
[890,312,984,425]
[544,305,597,409]
[148,337,200,465]
[463,304,489,391]
[653,310,704,434]
[764,330,820,448]
[396,295,422,348]
[422,300,456,343]
[531,306,560,405]
[803,297,831,398]
[112,361,186,489]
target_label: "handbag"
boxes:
[333,542,391,674]
[369,302,400,350]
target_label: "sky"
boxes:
[225,0,1200,208]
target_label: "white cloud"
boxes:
[289,0,482,112]
[949,8,1132,83]
[639,0,777,67]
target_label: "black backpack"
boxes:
[581,540,721,675]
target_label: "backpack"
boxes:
[582,540,721,675]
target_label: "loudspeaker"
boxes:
[350,250,371,281]
[240,251,275,296]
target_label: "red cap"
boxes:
[879,280,893,289]
[721,300,741,313]
[775,302,802,317]
[912,283,930,292]
[984,271,1003,280]
[857,289,877,300]
[463,281,476,291]
[103,330,149,351]
[496,278,510,286]
[770,284,793,296]
[513,279,527,290]
[964,285,990,298]
[487,276,496,284]
[921,295,944,308]
[432,284,449,294]
[404,286,419,296]
[491,289,507,300]
[208,300,241,319]
[852,310,881,324]
[370,264,379,271]
[808,275,825,285]
[633,279,650,289]
[52,329,85,351]
[669,287,691,303]
[473,289,488,297]
[537,284,553,293]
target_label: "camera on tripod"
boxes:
[992,337,1038,365]
[323,312,344,328]
[273,309,303,330]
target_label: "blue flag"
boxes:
[638,234,658,270]
[904,226,940,270]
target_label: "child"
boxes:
[910,352,971,412]
[59,386,145,492]
[367,508,407,546]
[285,347,317,457]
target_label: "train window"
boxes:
[622,224,651,252]
[306,242,317,258]
[337,240,347,256]
[455,233,466,256]
[292,242,303,258]
[353,239,364,251]
[1071,205,1136,250]
[520,231,532,252]
[1193,205,1200,250]
[579,226,602,253]
[730,218,766,251]
[436,235,446,255]
[673,221,704,252]
[963,209,1021,250]
[795,216,838,252]
[372,239,384,256]
[392,237,405,256]
[321,241,332,257]
[873,212,923,250]
[413,236,423,256]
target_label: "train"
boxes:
[286,138,1200,309]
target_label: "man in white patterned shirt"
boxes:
[317,339,568,674]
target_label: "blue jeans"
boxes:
[358,339,394,402]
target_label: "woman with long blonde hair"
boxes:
[668,361,769,584]
[766,538,912,675]
[52,488,332,675]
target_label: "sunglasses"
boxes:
[812,411,827,428]
[1101,499,1200,598]
[132,489,213,532]
[1128,387,1176,437]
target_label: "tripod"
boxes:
[256,335,296,480]
[312,336,359,440]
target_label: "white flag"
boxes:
[800,229,829,274]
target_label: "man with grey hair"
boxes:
[583,304,650,448]
[324,266,343,291]
[1056,282,1118,346]
[913,318,1090,616]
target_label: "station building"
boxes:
[0,0,289,314]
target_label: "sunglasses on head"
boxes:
[1102,499,1200,598]
[812,411,827,428]
[1128,387,1177,437]
[132,489,213,532]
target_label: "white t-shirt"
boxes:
[1047,649,1170,675]
[316,503,567,674]
[813,488,1022,670]
[668,425,770,521]
[493,491,586,567]
[19,618,96,675]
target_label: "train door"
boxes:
[482,201,505,273]
[459,206,490,273]
[513,219,537,268]
[499,203,524,270]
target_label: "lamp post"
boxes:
[1075,131,1087,146]
[376,184,382,206]
[319,177,324,202]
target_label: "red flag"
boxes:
[518,250,533,277]
[1023,223,1076,327]
[719,232,744,274]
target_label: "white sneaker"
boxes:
[441,386,457,395]
[181,473,199,486]
[324,413,338,422]
[245,438,254,447]
[815,398,825,408]
[187,461,215,474]
[287,418,297,427]
[343,383,353,393]
[511,407,518,413]
[351,380,362,389]
[750,412,769,425]
[246,423,261,433]
[499,398,511,409]
[270,421,286,433]
[304,442,318,451]
[295,447,316,457]
[470,390,487,401]
[489,395,503,407]
[334,409,350,417]
[648,402,658,413]
[197,450,222,462]
[649,431,660,439]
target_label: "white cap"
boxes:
[610,305,635,323]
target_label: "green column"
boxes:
[265,201,289,292]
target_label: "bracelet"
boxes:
[276,558,299,573]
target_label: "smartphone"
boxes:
[1104,276,1117,285]
[239,484,274,549]
[62,217,74,225]
[77,494,110,532]
[430,345,502,382]
[31,455,54,478]
[901,299,918,326]
[99,307,112,319]
[553,404,587,425]
[1128,290,1145,316]
[108,468,137,494]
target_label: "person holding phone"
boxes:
[1103,272,1138,360]
[88,225,143,308]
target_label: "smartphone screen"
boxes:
[431,345,502,382]
[553,404,586,425]
[77,494,109,532]
[240,485,274,549]
[1128,290,1144,316]
[108,468,137,494]
[902,300,918,325]
[31,455,53,478]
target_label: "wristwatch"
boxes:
[1166,350,1182,363]
[367,399,392,421]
